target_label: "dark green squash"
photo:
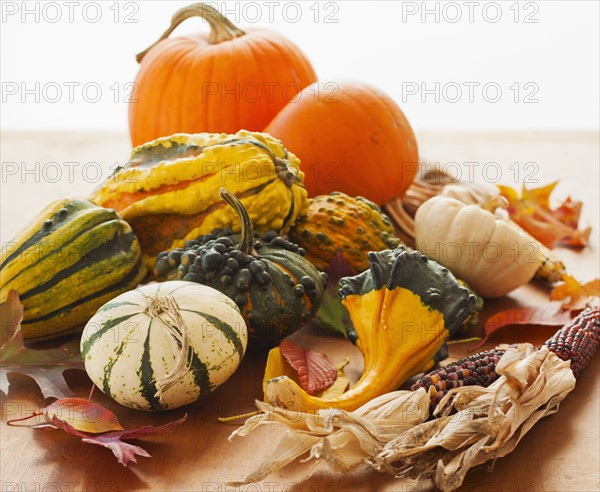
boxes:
[154,188,327,347]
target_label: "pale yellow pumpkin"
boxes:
[414,196,539,297]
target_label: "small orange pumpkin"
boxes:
[129,3,317,147]
[265,81,419,205]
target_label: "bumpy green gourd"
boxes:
[155,188,326,347]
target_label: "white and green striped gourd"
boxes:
[81,281,247,411]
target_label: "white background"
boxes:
[1,0,599,132]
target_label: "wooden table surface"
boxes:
[1,132,599,491]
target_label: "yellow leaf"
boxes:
[522,181,558,208]
[315,376,350,399]
[550,275,600,309]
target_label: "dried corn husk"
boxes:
[372,344,576,491]
[228,344,576,490]
[227,389,431,485]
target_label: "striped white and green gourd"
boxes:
[81,281,247,411]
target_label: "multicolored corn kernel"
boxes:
[543,305,600,377]
[410,347,507,407]
[412,306,600,408]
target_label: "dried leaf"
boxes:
[8,393,187,466]
[316,376,350,399]
[0,291,85,399]
[279,340,337,395]
[50,414,187,466]
[312,254,354,338]
[498,182,591,248]
[477,302,573,348]
[0,290,24,353]
[550,275,600,309]
[312,283,352,338]
[43,397,124,434]
[317,358,351,399]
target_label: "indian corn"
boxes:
[412,306,599,404]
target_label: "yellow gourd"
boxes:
[263,247,476,412]
[91,130,309,268]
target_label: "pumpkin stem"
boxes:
[219,188,255,256]
[483,195,509,214]
[136,2,246,63]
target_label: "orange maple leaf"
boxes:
[550,275,600,309]
[498,182,591,249]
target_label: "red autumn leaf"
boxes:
[475,302,573,349]
[550,275,600,309]
[43,397,124,434]
[498,182,591,248]
[1,291,86,400]
[279,340,337,395]
[8,393,187,466]
[49,414,188,466]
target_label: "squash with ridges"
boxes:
[0,198,146,342]
[91,130,308,268]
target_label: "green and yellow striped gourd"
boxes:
[90,130,309,268]
[81,281,248,411]
[0,198,146,342]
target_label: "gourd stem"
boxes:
[483,195,509,214]
[136,2,246,63]
[145,295,192,400]
[219,188,255,255]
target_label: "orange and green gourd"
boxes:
[289,192,401,274]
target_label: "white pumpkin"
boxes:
[414,196,539,297]
[81,281,247,411]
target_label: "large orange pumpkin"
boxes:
[129,3,317,147]
[265,81,419,205]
